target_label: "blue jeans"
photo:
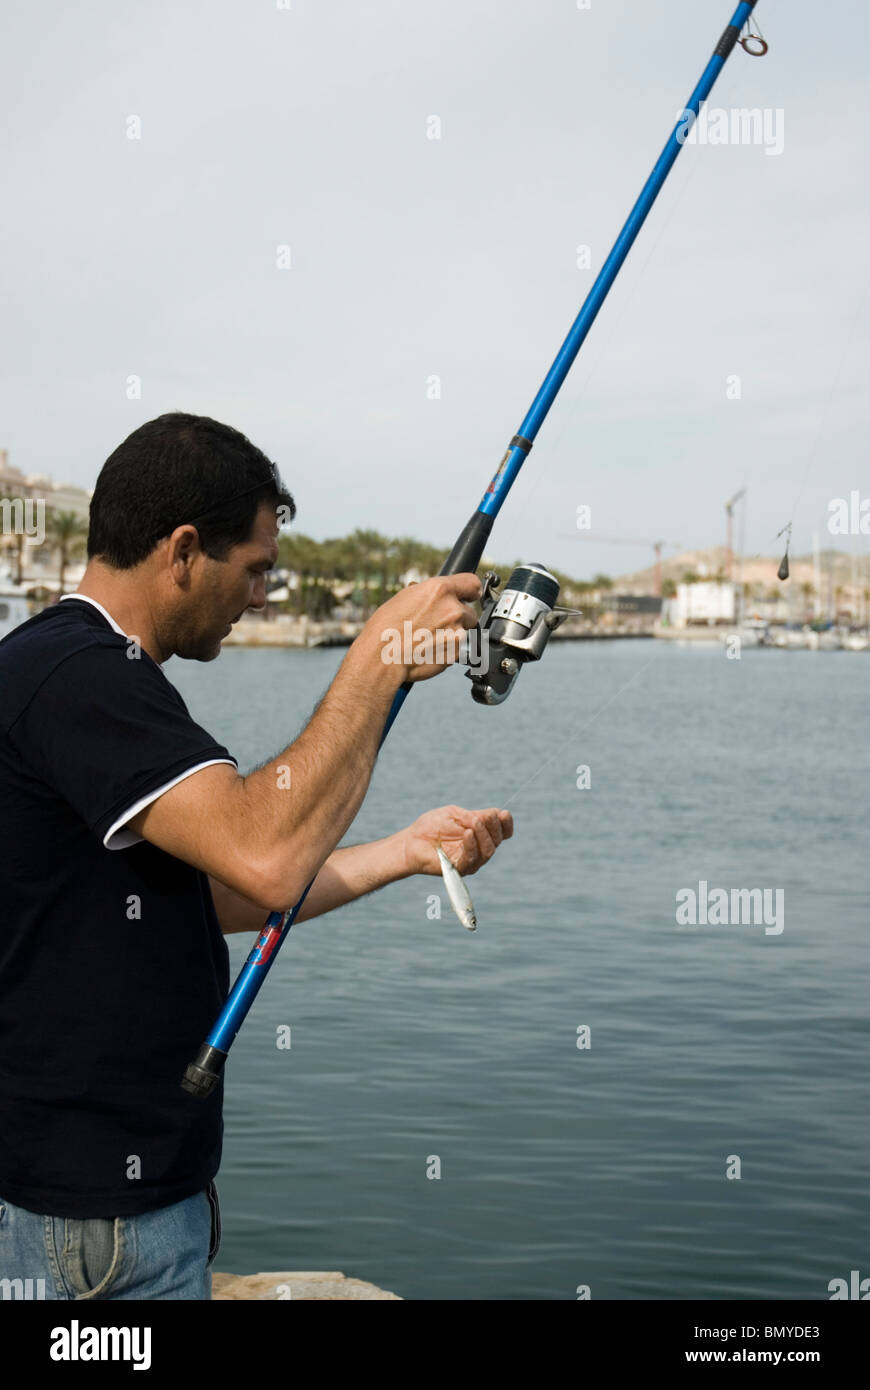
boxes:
[0,1181,221,1300]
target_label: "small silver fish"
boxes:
[436,845,477,932]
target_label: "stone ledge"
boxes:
[212,1271,401,1300]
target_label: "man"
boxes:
[0,412,512,1300]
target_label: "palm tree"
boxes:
[336,532,364,610]
[416,543,445,578]
[350,529,389,615]
[11,531,24,586]
[310,534,343,608]
[278,532,318,614]
[391,535,420,589]
[46,510,88,594]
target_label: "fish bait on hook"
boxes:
[776,522,792,581]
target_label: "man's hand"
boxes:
[401,804,513,876]
[209,807,513,932]
[359,574,482,683]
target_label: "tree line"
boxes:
[4,512,613,616]
[276,529,611,619]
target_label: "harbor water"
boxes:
[169,639,869,1301]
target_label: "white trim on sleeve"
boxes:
[103,757,238,850]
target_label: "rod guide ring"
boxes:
[739,34,768,56]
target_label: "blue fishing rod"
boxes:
[183,0,767,1097]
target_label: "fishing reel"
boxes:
[462,563,581,705]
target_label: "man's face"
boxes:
[174,501,280,661]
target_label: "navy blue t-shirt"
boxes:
[0,596,237,1217]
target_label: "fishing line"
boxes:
[499,646,663,809]
[498,33,763,565]
[774,294,864,581]
[500,43,763,797]
[735,484,748,585]
[181,1,768,1099]
[499,150,704,558]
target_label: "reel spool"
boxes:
[464,562,581,705]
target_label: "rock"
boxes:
[212,1271,401,1300]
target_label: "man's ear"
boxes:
[165,524,202,586]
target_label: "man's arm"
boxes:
[208,805,513,933]
[209,833,411,933]
[127,576,481,911]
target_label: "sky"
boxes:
[1,0,867,581]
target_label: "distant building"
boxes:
[665,582,736,627]
[742,590,790,624]
[601,594,663,616]
[27,475,91,521]
[0,449,91,591]
[598,593,662,633]
[0,451,32,498]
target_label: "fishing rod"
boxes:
[183,0,767,1098]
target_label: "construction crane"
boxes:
[567,535,682,596]
[725,489,747,582]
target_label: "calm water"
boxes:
[169,639,869,1301]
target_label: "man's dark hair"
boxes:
[87,413,296,568]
